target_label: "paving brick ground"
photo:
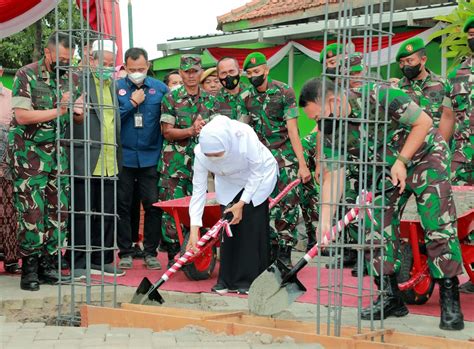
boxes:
[0,319,322,349]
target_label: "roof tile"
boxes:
[217,0,340,25]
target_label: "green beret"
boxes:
[180,55,202,71]
[396,37,425,61]
[320,43,344,63]
[463,16,474,33]
[243,52,267,70]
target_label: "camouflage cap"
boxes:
[243,52,267,70]
[396,37,425,61]
[463,15,474,33]
[200,67,217,83]
[320,43,344,64]
[343,52,364,74]
[180,55,202,71]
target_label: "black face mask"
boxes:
[401,63,422,80]
[317,113,339,135]
[468,38,474,52]
[250,74,265,88]
[326,67,337,80]
[220,74,240,90]
[48,56,69,78]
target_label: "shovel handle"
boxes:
[281,191,374,286]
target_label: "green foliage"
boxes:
[0,0,83,69]
[428,0,474,70]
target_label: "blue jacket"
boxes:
[117,76,168,168]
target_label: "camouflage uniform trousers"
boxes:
[299,132,319,242]
[12,169,69,257]
[450,141,474,186]
[364,140,463,279]
[158,176,193,244]
[271,165,300,247]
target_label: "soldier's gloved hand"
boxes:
[391,160,407,194]
[131,89,145,105]
[298,164,311,184]
[58,92,71,115]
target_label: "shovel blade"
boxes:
[248,259,306,316]
[130,277,165,306]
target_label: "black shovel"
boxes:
[248,191,374,316]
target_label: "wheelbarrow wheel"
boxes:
[180,232,217,281]
[397,242,435,305]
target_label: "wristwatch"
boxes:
[397,154,412,167]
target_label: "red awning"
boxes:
[0,0,57,39]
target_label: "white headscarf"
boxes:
[198,114,250,156]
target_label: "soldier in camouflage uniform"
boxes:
[446,17,474,186]
[214,57,246,120]
[238,52,311,268]
[397,38,455,141]
[446,16,474,293]
[300,77,464,330]
[9,32,81,291]
[158,55,215,266]
[299,127,319,251]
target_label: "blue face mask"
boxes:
[94,66,114,80]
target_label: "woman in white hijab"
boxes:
[188,114,278,295]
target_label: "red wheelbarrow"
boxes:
[397,186,474,304]
[153,193,222,281]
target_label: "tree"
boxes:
[429,0,474,70]
[0,0,84,69]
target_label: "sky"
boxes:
[118,0,248,60]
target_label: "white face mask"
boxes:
[206,154,225,162]
[128,72,146,85]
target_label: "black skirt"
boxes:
[218,192,270,290]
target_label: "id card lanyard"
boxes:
[134,86,145,128]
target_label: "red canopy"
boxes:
[0,0,57,39]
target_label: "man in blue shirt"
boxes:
[116,48,168,270]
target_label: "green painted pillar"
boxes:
[128,0,133,48]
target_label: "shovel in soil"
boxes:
[248,191,374,316]
[131,179,302,306]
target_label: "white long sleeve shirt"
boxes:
[189,123,278,227]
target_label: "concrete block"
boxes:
[3,299,23,310]
[23,298,45,309]
[35,328,62,340]
[53,339,82,349]
[0,316,6,323]
[59,327,86,340]
[80,337,106,346]
[151,334,177,347]
[0,322,23,331]
[22,322,46,329]
[43,296,58,307]
[127,327,153,338]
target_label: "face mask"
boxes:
[128,72,146,85]
[94,67,114,80]
[249,74,265,88]
[401,63,422,80]
[326,67,337,80]
[50,59,69,77]
[468,38,474,52]
[317,113,339,135]
[219,74,240,90]
[206,154,226,162]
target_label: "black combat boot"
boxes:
[278,245,293,269]
[167,242,181,269]
[438,277,464,331]
[306,232,316,253]
[361,274,409,320]
[20,255,40,291]
[38,254,71,284]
